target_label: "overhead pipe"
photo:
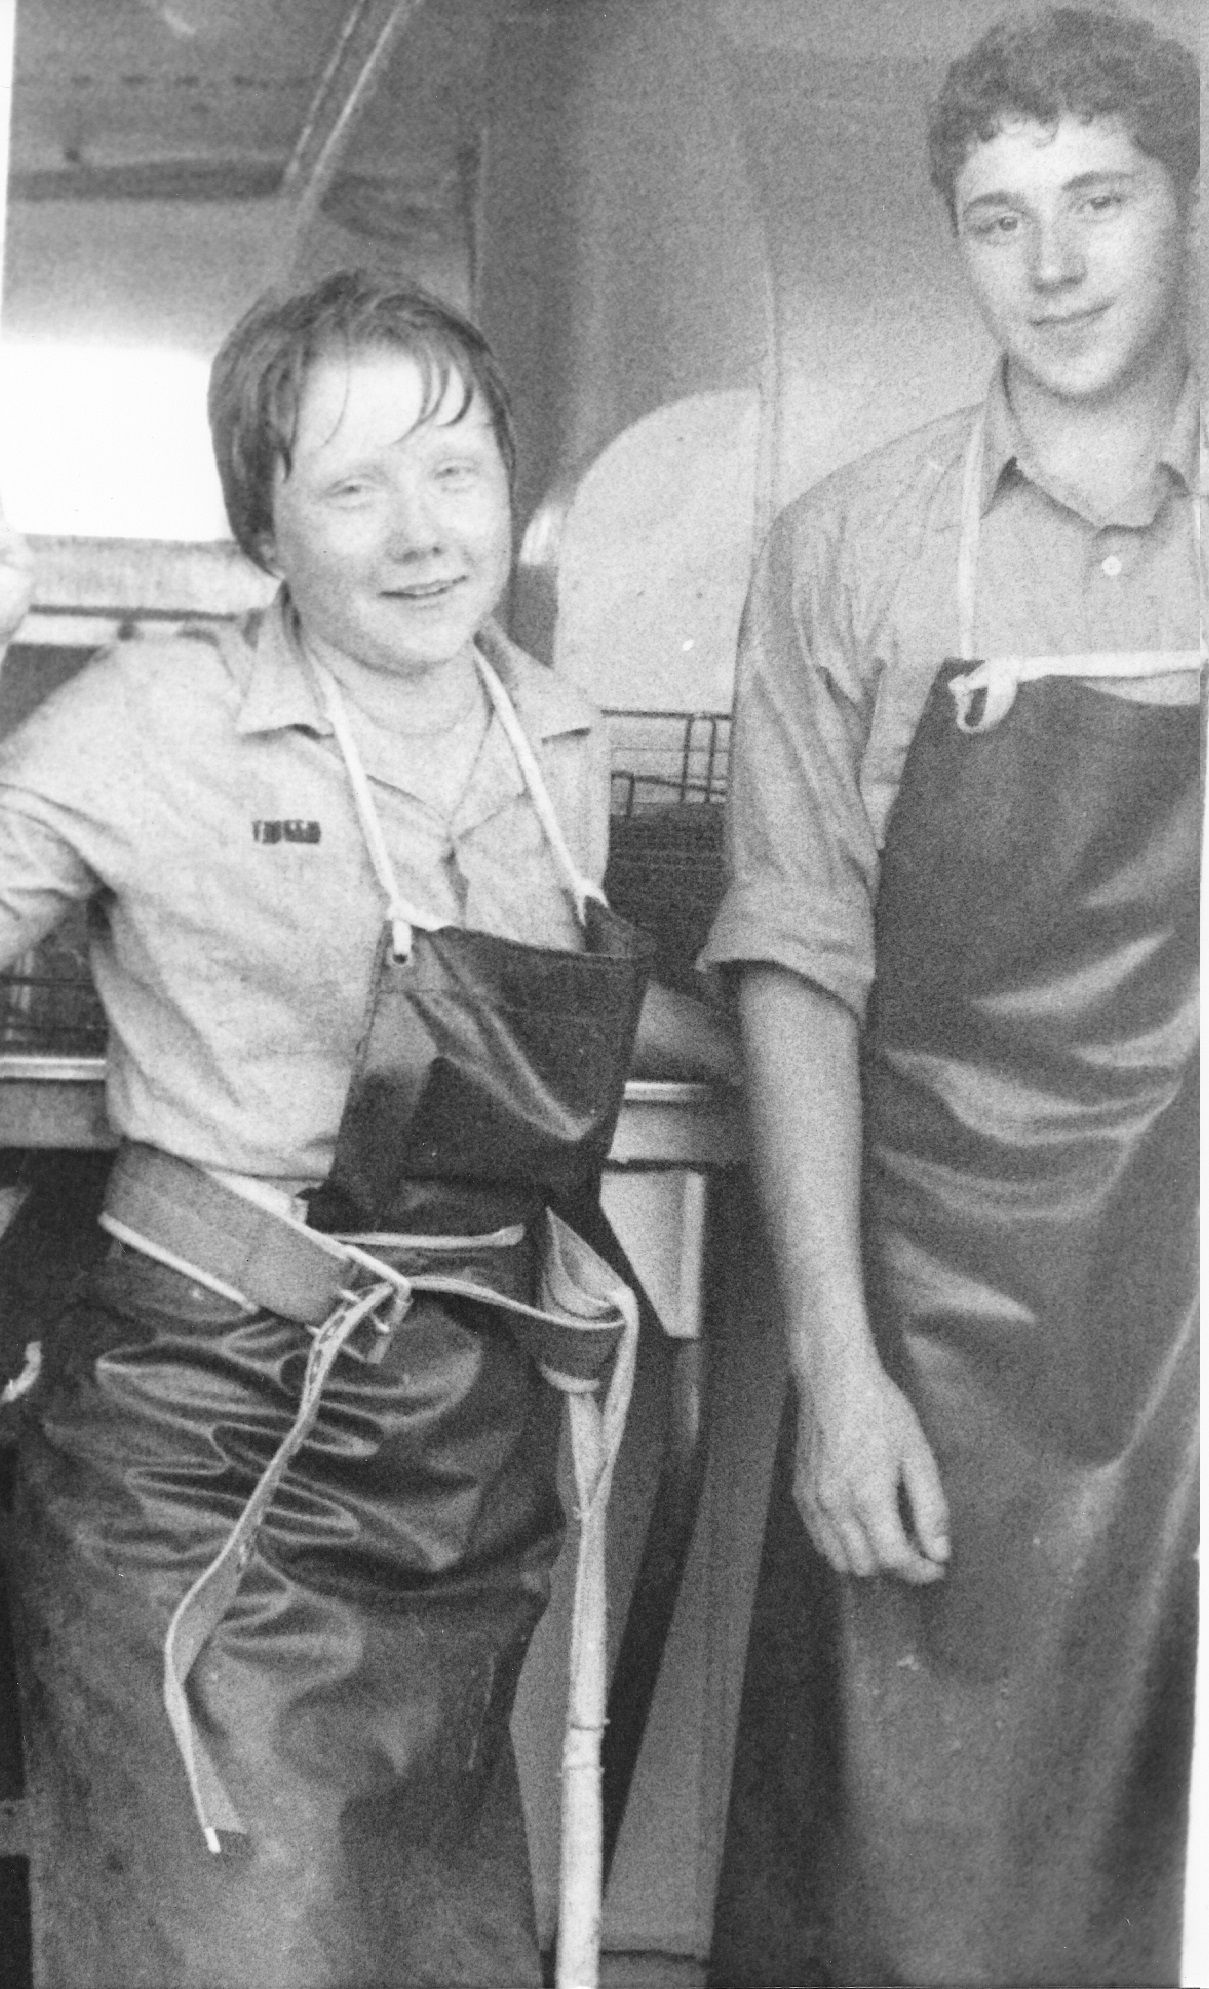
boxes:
[279,0,428,276]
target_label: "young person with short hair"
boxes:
[0,270,727,1986]
[706,10,1200,1982]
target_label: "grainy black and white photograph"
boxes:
[0,2,1201,1985]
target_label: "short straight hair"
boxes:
[208,269,517,570]
[928,6,1200,226]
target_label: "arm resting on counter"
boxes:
[632,979,741,1084]
[739,963,949,1584]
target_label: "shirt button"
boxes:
[1100,554,1123,577]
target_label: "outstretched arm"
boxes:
[740,962,950,1584]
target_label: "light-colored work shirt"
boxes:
[0,595,609,1185]
[702,364,1202,1019]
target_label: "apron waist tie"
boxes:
[947,648,1203,733]
[97,1140,639,1913]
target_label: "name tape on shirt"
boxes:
[252,820,322,845]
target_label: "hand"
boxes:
[0,499,34,644]
[793,1355,951,1584]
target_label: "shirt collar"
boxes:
[234,589,591,744]
[1161,367,1202,492]
[472,617,593,742]
[979,362,1021,513]
[233,591,328,737]
[981,357,1202,527]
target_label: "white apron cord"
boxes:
[162,1276,402,1850]
[559,1394,611,1989]
[311,662,447,959]
[539,1219,640,1989]
[311,649,606,956]
[472,651,608,925]
[948,647,1203,733]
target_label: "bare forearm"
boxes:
[739,962,950,1581]
[738,964,877,1395]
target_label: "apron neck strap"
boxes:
[472,649,605,925]
[312,652,603,959]
[956,407,986,664]
[312,661,433,957]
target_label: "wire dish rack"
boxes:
[0,905,108,1055]
[604,711,731,994]
[0,711,734,1055]
[607,709,730,816]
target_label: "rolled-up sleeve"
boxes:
[701,496,880,1018]
[0,802,101,967]
[0,653,132,970]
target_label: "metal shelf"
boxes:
[607,709,730,817]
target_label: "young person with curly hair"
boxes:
[707,10,1200,1983]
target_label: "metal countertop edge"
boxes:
[0,1060,730,1105]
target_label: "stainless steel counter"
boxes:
[0,1056,114,1149]
[0,1058,745,1167]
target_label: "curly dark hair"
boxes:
[208,269,517,571]
[928,7,1200,226]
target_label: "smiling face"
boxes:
[266,346,513,681]
[954,114,1190,409]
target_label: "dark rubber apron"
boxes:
[829,409,1202,1986]
[307,650,651,1239]
[8,647,651,1989]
